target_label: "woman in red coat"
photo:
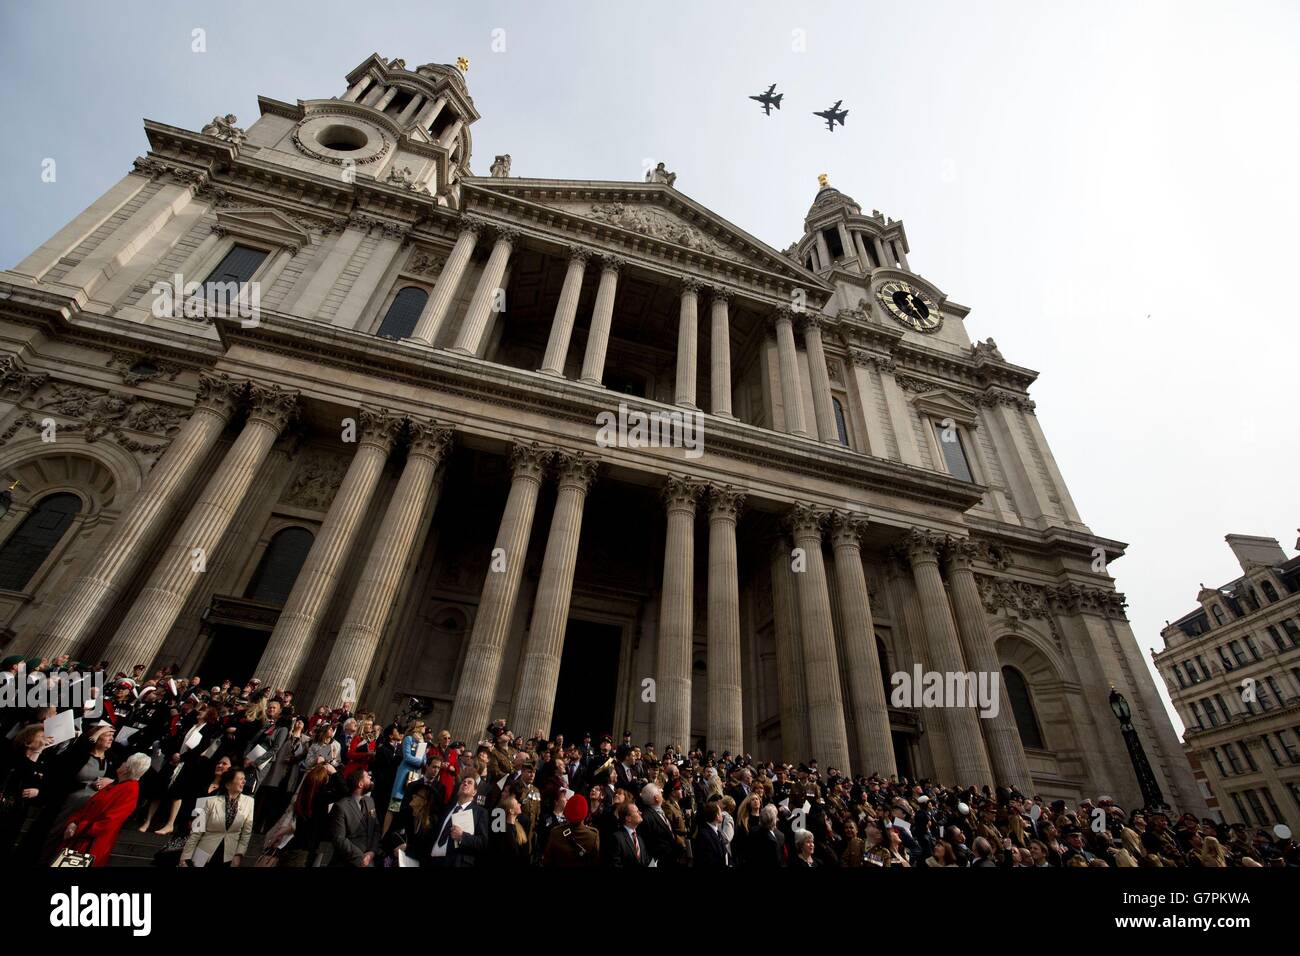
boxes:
[56,752,151,866]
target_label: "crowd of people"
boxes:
[2,654,1297,868]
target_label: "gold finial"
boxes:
[456,57,470,73]
[817,173,829,188]
[6,479,19,492]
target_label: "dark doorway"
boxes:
[892,731,914,780]
[196,625,270,687]
[549,620,621,742]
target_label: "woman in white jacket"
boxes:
[180,767,255,867]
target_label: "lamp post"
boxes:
[1108,687,1165,809]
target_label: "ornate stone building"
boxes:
[0,53,1203,807]
[1154,534,1300,827]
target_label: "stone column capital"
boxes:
[709,285,735,304]
[509,441,553,483]
[770,306,798,329]
[405,418,454,464]
[491,224,522,246]
[357,406,405,453]
[598,253,626,274]
[784,502,829,541]
[193,372,243,420]
[829,510,868,548]
[678,275,704,296]
[902,527,946,564]
[662,474,705,513]
[245,383,300,434]
[566,244,593,263]
[850,348,895,373]
[554,450,599,492]
[800,312,828,333]
[944,536,984,571]
[458,214,488,236]
[707,483,745,521]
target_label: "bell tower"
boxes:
[794,174,911,278]
[243,52,480,205]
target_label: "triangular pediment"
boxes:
[464,178,827,289]
[214,207,312,251]
[910,388,979,426]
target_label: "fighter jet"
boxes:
[814,100,848,132]
[749,83,783,116]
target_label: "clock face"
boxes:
[877,280,942,333]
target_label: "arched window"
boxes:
[243,527,314,605]
[1001,665,1045,749]
[0,492,81,591]
[376,287,428,340]
[832,397,849,446]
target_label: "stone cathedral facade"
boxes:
[0,53,1203,810]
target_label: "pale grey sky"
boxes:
[3,0,1297,732]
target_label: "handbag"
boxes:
[52,848,95,867]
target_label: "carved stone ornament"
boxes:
[131,157,208,190]
[829,510,868,547]
[385,165,431,195]
[975,389,1036,413]
[587,202,727,257]
[246,383,300,434]
[489,154,512,178]
[645,162,677,187]
[509,441,552,481]
[282,449,350,511]
[349,212,407,241]
[200,113,246,146]
[0,380,186,456]
[0,356,48,398]
[357,406,406,452]
[106,352,183,386]
[405,251,443,278]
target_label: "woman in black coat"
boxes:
[0,724,49,863]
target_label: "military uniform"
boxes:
[542,824,601,867]
[515,782,542,846]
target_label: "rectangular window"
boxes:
[933,422,974,482]
[1215,693,1232,720]
[1280,731,1300,764]
[1230,791,1249,822]
[1183,659,1200,683]
[1267,676,1284,707]
[1218,647,1235,672]
[203,244,267,300]
[1283,620,1300,646]
[1266,625,1286,651]
[1244,789,1270,826]
[1224,743,1244,773]
[1204,698,1220,726]
[1209,746,1228,776]
[1290,783,1300,810]
[1262,788,1284,823]
[1174,664,1188,688]
[1198,655,1212,678]
[1258,682,1273,711]
[1246,635,1263,661]
[1263,735,1283,767]
[1190,701,1206,729]
[1230,640,1249,666]
[1240,740,1259,772]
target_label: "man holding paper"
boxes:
[428,775,488,867]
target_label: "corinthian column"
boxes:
[706,484,745,756]
[802,315,839,443]
[771,308,808,436]
[451,224,518,355]
[579,255,623,385]
[829,511,895,777]
[945,537,1033,792]
[103,383,299,674]
[448,442,551,743]
[316,420,453,708]
[511,452,600,736]
[254,408,405,692]
[709,287,734,418]
[654,475,705,753]
[786,503,851,772]
[539,246,590,376]
[770,534,809,762]
[903,528,994,786]
[30,373,242,659]
[408,218,481,346]
[674,278,700,408]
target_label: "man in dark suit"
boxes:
[608,800,649,867]
[429,775,490,867]
[693,800,731,867]
[327,768,379,866]
[637,782,682,867]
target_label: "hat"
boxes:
[564,794,588,824]
[957,802,970,816]
[1,654,23,668]
[917,795,930,804]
